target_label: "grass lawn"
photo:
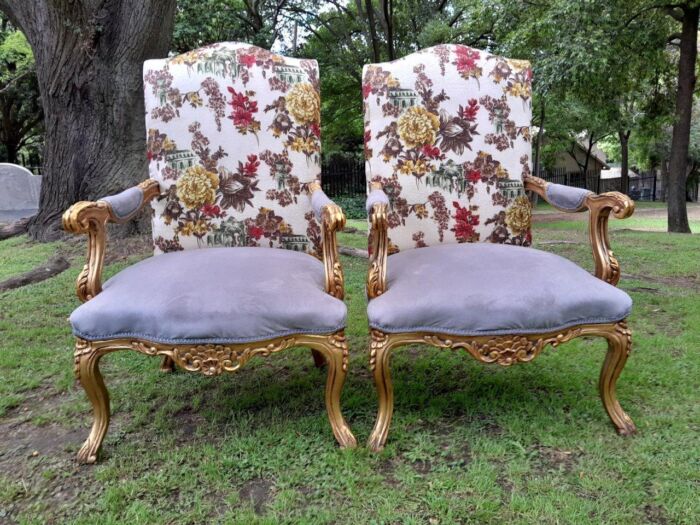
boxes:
[0,215,699,524]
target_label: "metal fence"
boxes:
[321,158,365,197]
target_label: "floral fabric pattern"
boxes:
[144,42,323,255]
[363,44,533,252]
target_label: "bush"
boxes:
[332,194,366,220]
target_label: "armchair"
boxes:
[362,45,636,451]
[63,43,356,464]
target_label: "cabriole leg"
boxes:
[312,332,356,448]
[311,349,326,368]
[368,330,395,452]
[600,322,637,435]
[160,356,175,373]
[74,340,111,464]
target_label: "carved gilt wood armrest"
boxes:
[524,175,635,286]
[62,179,160,302]
[309,181,346,300]
[366,181,390,299]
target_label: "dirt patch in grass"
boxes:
[172,405,207,442]
[238,478,274,515]
[644,504,669,525]
[532,445,583,474]
[0,413,91,523]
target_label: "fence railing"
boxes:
[321,158,365,197]
[320,160,695,202]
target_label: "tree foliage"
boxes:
[0,25,42,164]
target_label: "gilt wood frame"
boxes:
[365,176,637,451]
[63,179,356,463]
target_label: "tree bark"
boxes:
[0,0,177,241]
[619,129,631,194]
[666,4,697,233]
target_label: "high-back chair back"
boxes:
[363,44,533,252]
[144,42,323,255]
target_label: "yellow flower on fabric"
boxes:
[397,106,440,148]
[178,219,210,237]
[289,136,318,155]
[398,159,431,177]
[506,195,531,235]
[507,58,530,72]
[176,166,219,209]
[414,203,429,219]
[496,165,508,179]
[507,82,531,99]
[286,82,320,125]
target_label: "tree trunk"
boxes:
[533,100,545,178]
[666,5,697,233]
[619,129,631,194]
[357,0,382,62]
[0,1,176,241]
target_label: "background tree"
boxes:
[0,27,42,165]
[0,1,177,240]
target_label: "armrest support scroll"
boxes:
[309,181,346,300]
[62,179,160,301]
[367,182,389,299]
[524,175,634,286]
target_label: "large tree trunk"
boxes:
[619,129,631,194]
[0,1,176,241]
[666,5,697,233]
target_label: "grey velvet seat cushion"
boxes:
[71,247,346,344]
[368,244,632,335]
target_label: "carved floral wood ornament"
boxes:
[62,43,355,464]
[364,45,637,451]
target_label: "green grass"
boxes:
[0,221,699,524]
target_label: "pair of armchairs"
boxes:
[64,43,635,463]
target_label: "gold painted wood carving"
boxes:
[367,321,636,452]
[73,331,357,464]
[62,179,161,302]
[309,182,346,300]
[367,183,388,298]
[523,175,634,286]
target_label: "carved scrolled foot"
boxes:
[311,349,327,368]
[315,332,356,448]
[160,356,175,373]
[74,341,111,464]
[368,330,394,452]
[600,322,637,436]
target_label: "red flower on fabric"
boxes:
[459,99,480,121]
[310,122,321,138]
[241,154,260,176]
[201,203,225,218]
[239,54,256,68]
[422,144,441,159]
[247,225,264,240]
[454,47,480,75]
[467,169,481,183]
[362,83,372,99]
[227,87,259,133]
[451,201,480,242]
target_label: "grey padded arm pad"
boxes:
[366,188,390,212]
[311,187,334,222]
[545,183,592,212]
[100,186,145,220]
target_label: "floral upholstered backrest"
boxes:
[143,42,324,255]
[363,44,533,252]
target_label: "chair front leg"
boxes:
[599,321,637,435]
[368,329,396,452]
[74,340,112,464]
[307,331,357,448]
